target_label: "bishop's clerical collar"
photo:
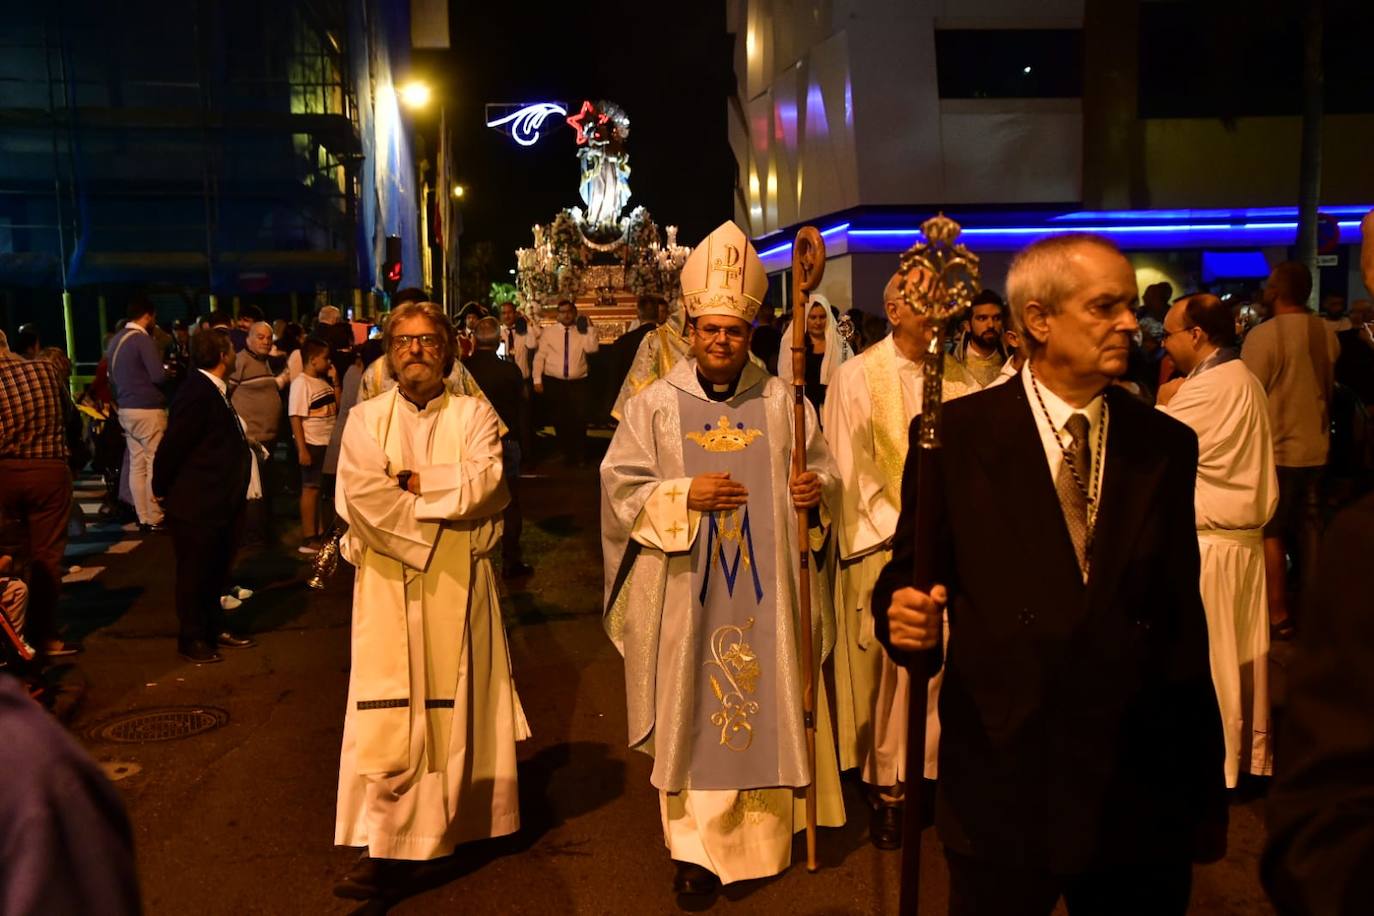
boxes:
[697,369,741,402]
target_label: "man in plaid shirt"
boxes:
[0,329,78,659]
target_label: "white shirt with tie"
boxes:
[500,320,540,380]
[1020,363,1108,526]
[533,321,599,385]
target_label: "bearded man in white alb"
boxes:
[332,301,528,900]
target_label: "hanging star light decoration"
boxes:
[565,100,609,145]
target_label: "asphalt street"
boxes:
[51,440,1278,915]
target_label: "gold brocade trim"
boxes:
[712,789,788,833]
[705,617,761,752]
[863,336,911,489]
[605,572,631,644]
[686,415,764,452]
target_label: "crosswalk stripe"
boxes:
[62,566,105,584]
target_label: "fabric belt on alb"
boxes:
[1197,527,1262,545]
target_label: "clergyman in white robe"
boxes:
[1160,355,1278,787]
[334,387,529,860]
[822,333,942,802]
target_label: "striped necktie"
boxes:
[1055,413,1091,575]
[563,326,570,378]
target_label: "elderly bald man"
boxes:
[229,322,290,448]
[229,321,290,543]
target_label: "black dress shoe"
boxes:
[502,561,534,580]
[672,860,719,896]
[333,853,414,900]
[178,641,223,664]
[871,804,903,850]
[217,632,257,649]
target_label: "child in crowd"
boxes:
[0,554,33,665]
[288,338,338,554]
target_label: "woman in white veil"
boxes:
[778,292,853,411]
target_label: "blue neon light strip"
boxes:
[756,222,849,259]
[754,210,1368,266]
[1052,205,1373,221]
[847,221,1360,238]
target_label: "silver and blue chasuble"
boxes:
[677,387,780,789]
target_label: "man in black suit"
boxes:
[608,295,661,398]
[152,328,257,664]
[873,233,1226,914]
[464,317,531,578]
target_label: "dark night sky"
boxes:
[413,1,735,275]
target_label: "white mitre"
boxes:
[680,220,767,323]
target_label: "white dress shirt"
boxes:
[989,358,1019,388]
[1020,363,1108,522]
[199,367,229,400]
[500,321,539,379]
[533,321,599,384]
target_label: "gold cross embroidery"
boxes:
[666,522,684,538]
[664,485,683,501]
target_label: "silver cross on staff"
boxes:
[896,212,982,449]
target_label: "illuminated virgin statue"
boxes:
[567,100,632,230]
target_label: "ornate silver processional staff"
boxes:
[895,213,980,915]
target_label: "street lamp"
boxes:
[398,80,432,110]
[451,183,465,199]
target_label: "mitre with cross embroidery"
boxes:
[680,221,767,323]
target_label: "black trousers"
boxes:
[170,516,240,647]
[1265,465,1324,603]
[944,848,1193,916]
[542,376,589,464]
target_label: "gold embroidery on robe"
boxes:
[705,617,762,751]
[708,509,754,574]
[712,789,789,832]
[863,336,912,487]
[686,415,764,453]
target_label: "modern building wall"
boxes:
[728,0,1085,238]
[0,0,424,365]
[729,0,1374,312]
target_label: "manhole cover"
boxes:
[88,707,229,744]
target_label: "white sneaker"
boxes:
[229,586,254,601]
[220,594,242,611]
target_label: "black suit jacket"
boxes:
[1262,492,1374,914]
[151,370,253,526]
[611,323,656,389]
[464,350,528,440]
[872,378,1226,873]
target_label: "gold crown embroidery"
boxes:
[686,415,764,452]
